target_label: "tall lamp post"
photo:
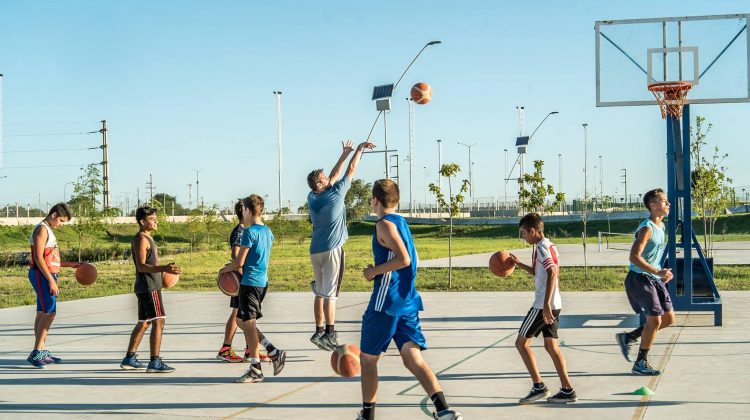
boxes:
[457,141,478,200]
[273,91,283,212]
[191,168,204,209]
[366,41,441,179]
[507,111,559,200]
[63,181,74,203]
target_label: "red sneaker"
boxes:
[216,347,244,363]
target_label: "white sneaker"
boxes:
[433,408,462,419]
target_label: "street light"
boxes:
[507,110,559,187]
[457,142,478,199]
[366,41,442,179]
[191,168,205,209]
[273,91,283,213]
[436,139,443,190]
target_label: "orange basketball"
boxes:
[410,82,432,104]
[489,251,515,277]
[218,271,240,297]
[163,272,179,288]
[75,263,97,286]
[331,343,361,377]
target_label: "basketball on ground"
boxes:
[331,343,361,377]
[410,82,432,104]
[163,272,179,288]
[75,263,97,286]
[489,251,515,277]
[218,271,240,297]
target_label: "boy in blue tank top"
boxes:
[616,188,675,375]
[357,179,461,420]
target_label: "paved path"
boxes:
[1,291,749,419]
[419,241,750,268]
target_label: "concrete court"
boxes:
[418,241,750,268]
[1,291,749,419]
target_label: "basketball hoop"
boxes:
[648,81,692,119]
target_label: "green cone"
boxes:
[633,386,654,396]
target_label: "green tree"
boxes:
[68,164,107,261]
[690,115,734,257]
[151,193,186,216]
[429,163,470,289]
[345,178,373,222]
[518,160,565,215]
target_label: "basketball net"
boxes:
[648,81,692,119]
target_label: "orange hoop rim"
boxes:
[647,81,693,93]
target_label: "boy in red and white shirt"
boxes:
[509,213,576,405]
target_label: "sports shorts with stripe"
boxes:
[136,290,166,322]
[518,307,562,338]
[29,268,58,314]
[360,310,427,355]
[237,285,267,321]
[310,246,344,300]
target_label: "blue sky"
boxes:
[1,0,748,212]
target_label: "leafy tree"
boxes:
[429,163,470,289]
[690,115,734,257]
[345,178,373,221]
[151,193,186,216]
[518,160,565,215]
[68,164,107,261]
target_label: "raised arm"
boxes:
[344,141,376,179]
[328,140,355,185]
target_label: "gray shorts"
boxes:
[624,270,673,316]
[310,247,345,300]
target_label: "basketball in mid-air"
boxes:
[331,344,361,377]
[163,272,180,288]
[410,82,432,104]
[75,263,97,286]
[218,270,240,297]
[489,251,515,277]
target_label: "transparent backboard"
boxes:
[595,14,750,107]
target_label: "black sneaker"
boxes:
[547,388,577,404]
[632,359,661,376]
[310,331,328,351]
[518,385,550,404]
[615,332,636,362]
[320,331,339,351]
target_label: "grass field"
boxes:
[2,214,749,308]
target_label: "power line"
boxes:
[4,131,98,138]
[3,146,99,154]
[2,163,91,169]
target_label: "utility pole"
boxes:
[146,174,155,204]
[100,120,110,210]
[436,139,443,190]
[599,155,603,208]
[188,184,192,209]
[191,168,204,209]
[504,148,508,208]
[582,123,589,279]
[273,91,283,212]
[517,106,525,181]
[621,168,628,209]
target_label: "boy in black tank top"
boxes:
[120,206,181,373]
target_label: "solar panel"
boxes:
[515,136,529,146]
[372,84,394,100]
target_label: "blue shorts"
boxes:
[625,270,673,316]
[29,269,58,314]
[360,310,427,356]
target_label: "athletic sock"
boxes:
[150,355,159,361]
[326,324,335,334]
[126,352,135,358]
[361,402,376,420]
[637,348,650,362]
[261,338,277,354]
[627,326,644,341]
[316,325,324,334]
[533,382,546,389]
[430,391,449,413]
